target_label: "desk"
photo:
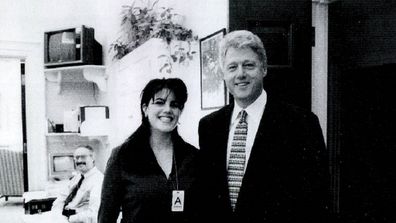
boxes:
[23,191,56,215]
[21,191,64,223]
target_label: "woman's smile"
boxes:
[143,89,182,133]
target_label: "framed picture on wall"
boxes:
[200,28,227,110]
[247,20,293,68]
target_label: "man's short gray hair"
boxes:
[76,145,95,158]
[218,30,267,71]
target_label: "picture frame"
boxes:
[200,28,227,110]
[247,20,293,68]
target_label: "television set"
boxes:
[48,153,76,180]
[44,25,102,68]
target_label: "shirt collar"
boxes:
[231,90,267,124]
[80,166,97,178]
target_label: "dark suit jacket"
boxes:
[196,98,330,223]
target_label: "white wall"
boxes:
[0,0,228,62]
[1,0,228,190]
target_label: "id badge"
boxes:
[171,190,184,212]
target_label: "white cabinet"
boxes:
[44,65,108,93]
[44,65,108,135]
[44,65,109,178]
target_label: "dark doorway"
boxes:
[229,0,312,110]
[21,60,28,192]
[328,1,396,222]
[339,66,396,222]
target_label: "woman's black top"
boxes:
[98,125,198,223]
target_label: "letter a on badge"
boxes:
[172,190,184,212]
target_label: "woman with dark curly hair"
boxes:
[98,78,198,223]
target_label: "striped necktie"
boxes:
[227,110,248,211]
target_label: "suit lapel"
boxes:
[212,104,234,209]
[237,100,278,206]
[217,104,234,169]
[220,101,279,210]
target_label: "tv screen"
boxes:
[53,155,75,172]
[49,153,75,180]
[48,31,77,63]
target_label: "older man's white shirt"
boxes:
[51,166,104,223]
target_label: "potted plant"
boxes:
[110,0,198,73]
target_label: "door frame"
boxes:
[0,40,45,191]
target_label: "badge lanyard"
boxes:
[172,150,184,212]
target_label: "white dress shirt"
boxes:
[52,166,104,223]
[226,90,267,172]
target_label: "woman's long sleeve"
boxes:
[98,147,123,223]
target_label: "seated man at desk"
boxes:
[23,145,103,223]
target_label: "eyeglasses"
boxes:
[74,155,91,160]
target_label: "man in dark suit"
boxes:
[196,30,330,223]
